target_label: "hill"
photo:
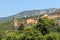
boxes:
[0,8,57,22]
[0,8,60,30]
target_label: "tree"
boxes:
[46,32,60,40]
[23,27,43,40]
[18,23,24,30]
[35,16,56,35]
[57,26,60,32]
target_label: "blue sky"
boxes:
[0,0,60,17]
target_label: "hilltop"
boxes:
[0,8,57,22]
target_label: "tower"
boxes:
[13,16,18,29]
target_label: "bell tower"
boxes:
[13,16,18,29]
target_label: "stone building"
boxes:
[13,11,60,30]
[13,16,20,29]
[13,16,37,29]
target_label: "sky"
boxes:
[0,0,60,17]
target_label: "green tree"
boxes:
[57,26,60,32]
[23,27,44,40]
[46,32,60,40]
[18,23,24,30]
[35,16,56,35]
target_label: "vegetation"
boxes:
[0,16,60,40]
[0,20,12,30]
[35,17,56,35]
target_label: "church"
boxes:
[13,16,37,30]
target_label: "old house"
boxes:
[13,16,37,29]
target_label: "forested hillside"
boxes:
[0,16,60,40]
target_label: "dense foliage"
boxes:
[0,16,60,40]
[35,17,56,35]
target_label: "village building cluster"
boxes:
[13,11,60,29]
[13,16,37,29]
